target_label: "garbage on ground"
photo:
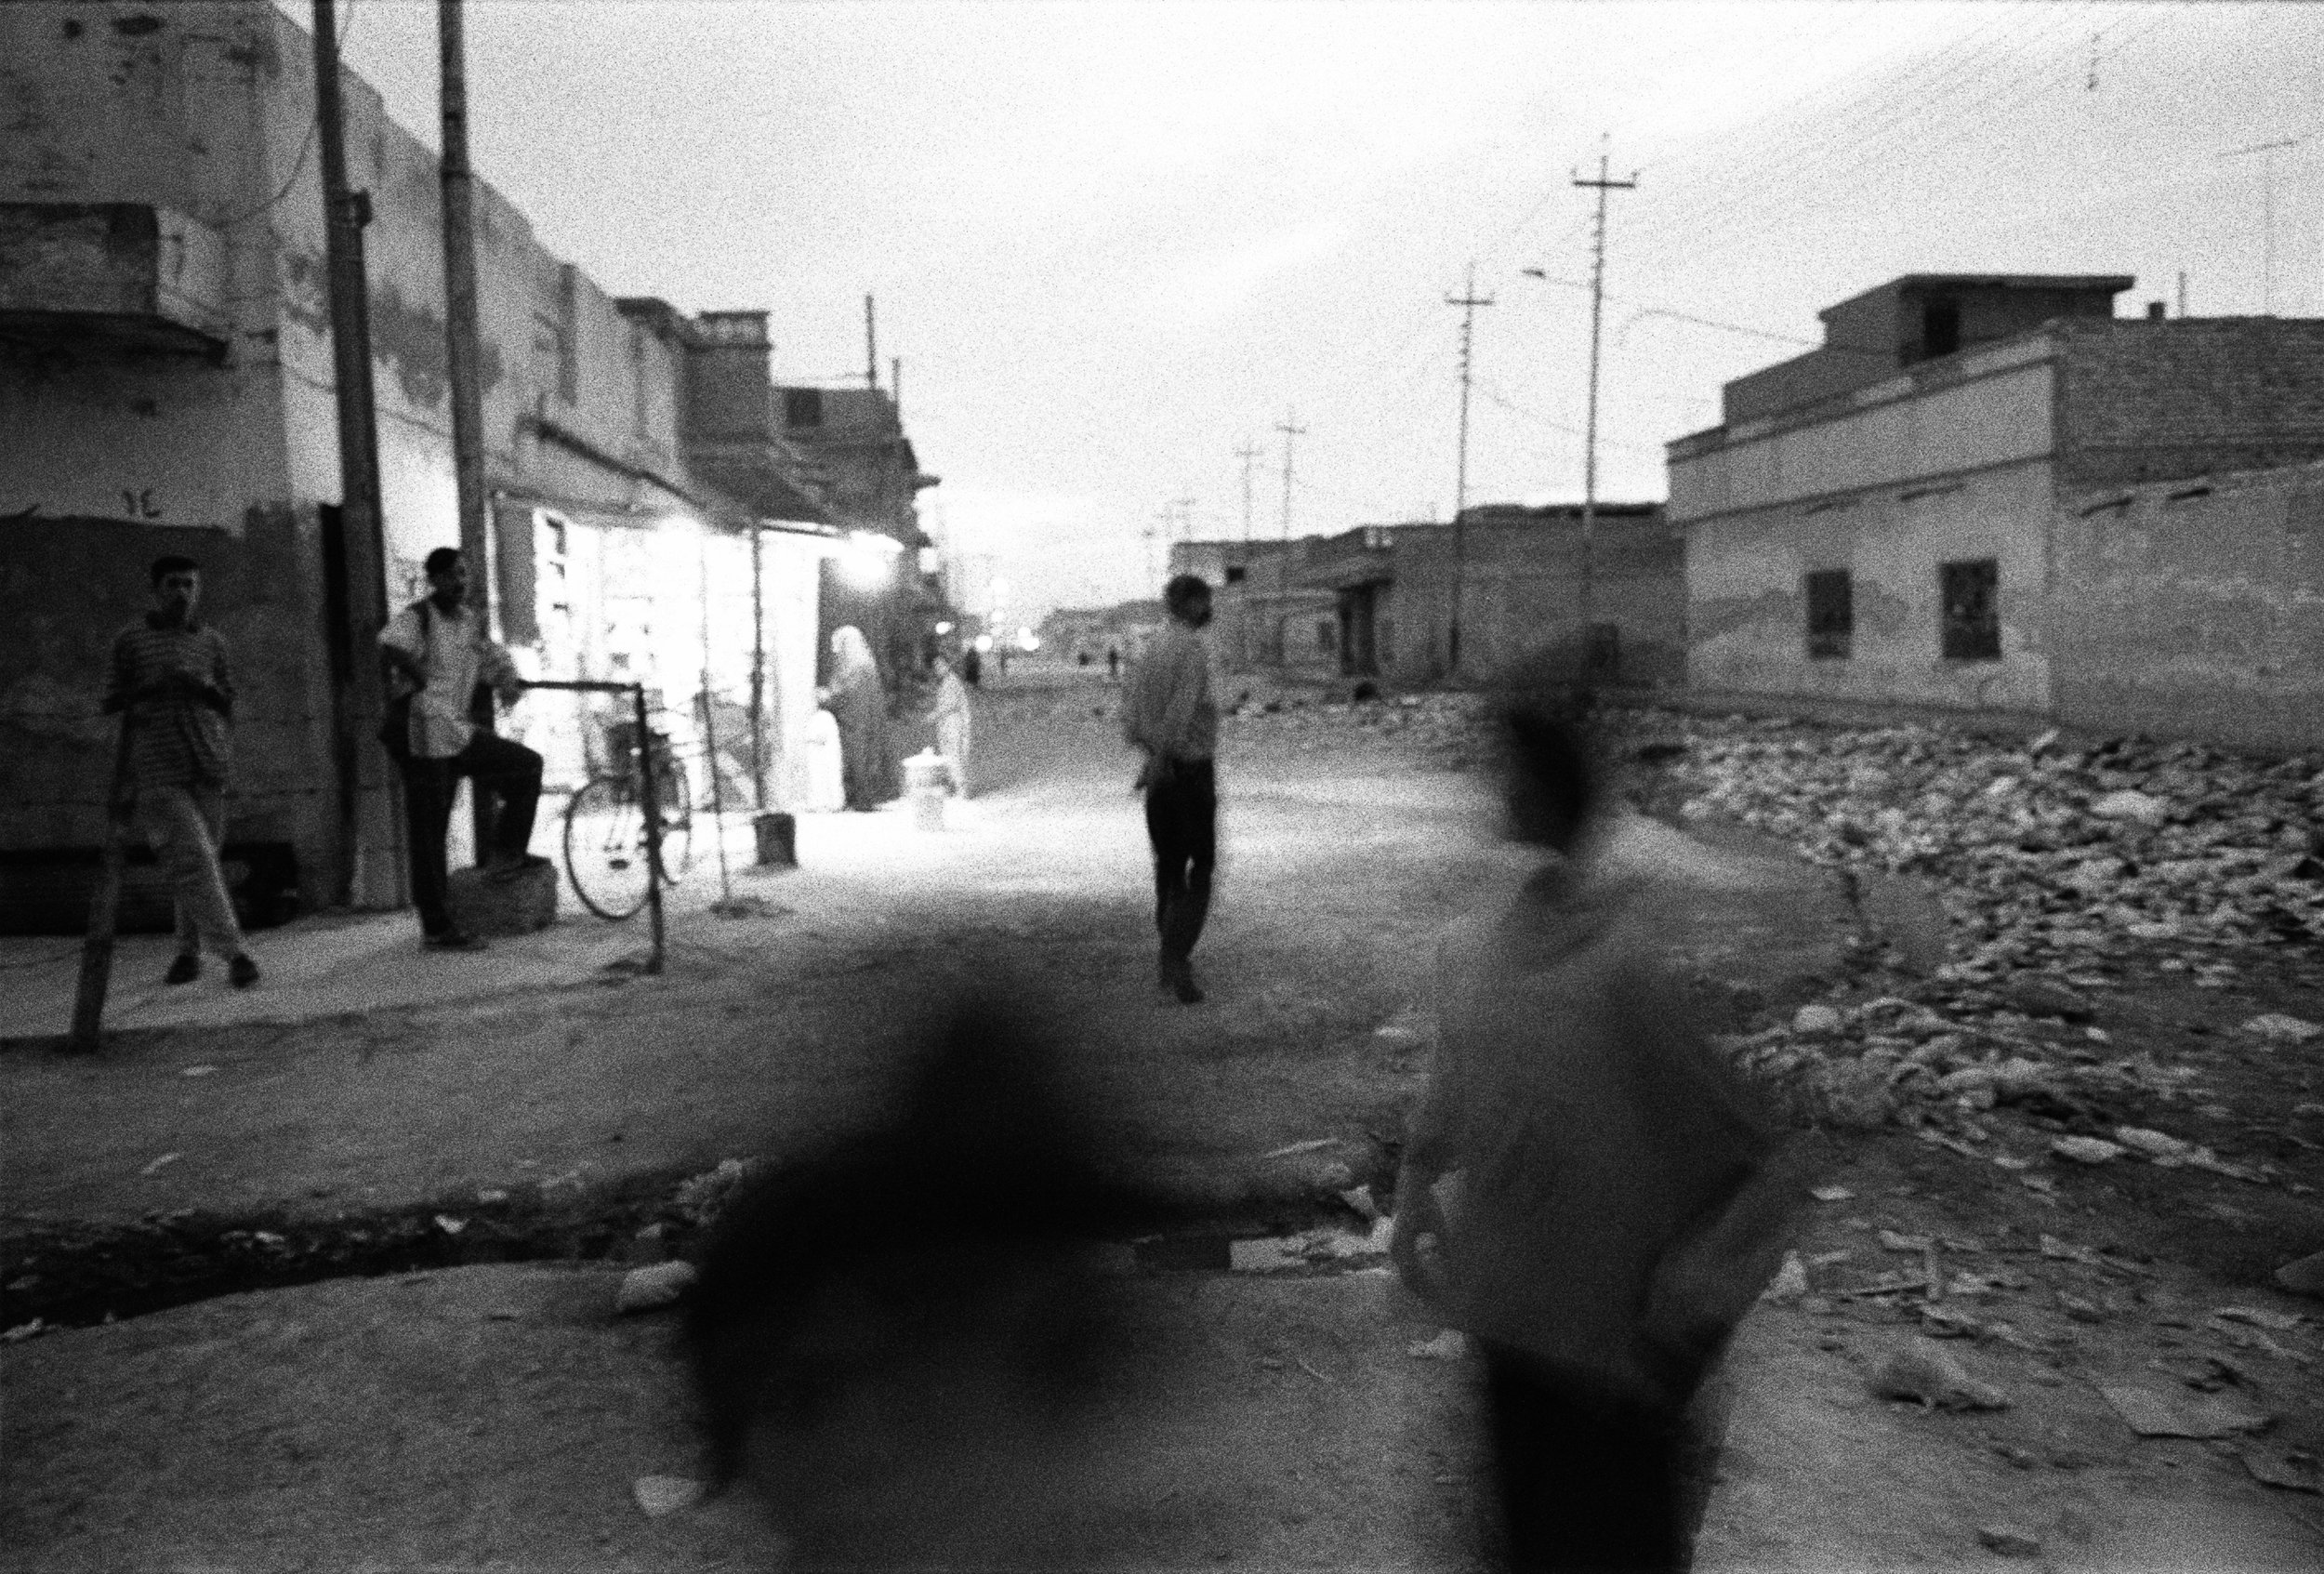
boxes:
[669,1157,764,1229]
[1406,1329,1468,1360]
[2242,1013,2324,1045]
[1761,1251,1810,1305]
[632,1475,706,1518]
[614,1259,699,1315]
[1976,1525,2043,1558]
[2052,1136,2124,1165]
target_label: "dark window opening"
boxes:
[785,388,825,428]
[1922,298,1961,359]
[1805,569,1853,660]
[1939,559,2000,661]
[1223,564,1247,585]
[1585,622,1619,676]
[1317,619,1336,653]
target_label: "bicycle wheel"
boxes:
[563,774,651,920]
[649,760,694,885]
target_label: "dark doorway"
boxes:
[1939,558,2000,660]
[1921,298,1961,359]
[1336,585,1379,677]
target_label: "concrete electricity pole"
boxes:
[1274,410,1306,669]
[865,294,878,386]
[1235,440,1261,541]
[313,0,393,906]
[2221,138,2300,316]
[438,0,489,622]
[1573,146,1636,635]
[1172,496,1197,542]
[1445,261,1494,675]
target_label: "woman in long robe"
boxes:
[819,626,889,812]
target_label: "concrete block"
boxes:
[443,860,558,937]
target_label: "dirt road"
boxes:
[5,668,2321,1569]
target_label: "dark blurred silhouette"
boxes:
[685,989,1181,1569]
[1393,671,1816,1574]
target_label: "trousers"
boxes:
[1143,757,1215,966]
[397,732,543,934]
[134,782,244,961]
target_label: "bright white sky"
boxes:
[320,0,2323,621]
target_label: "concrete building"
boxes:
[1173,503,1683,689]
[1668,273,2324,744]
[0,2,903,928]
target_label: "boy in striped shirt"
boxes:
[102,556,259,988]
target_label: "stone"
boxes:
[1792,1003,1843,1035]
[632,1475,706,1517]
[1976,1525,2042,1558]
[614,1260,699,1315]
[2241,1013,2323,1046]
[1864,1338,2009,1410]
[2091,789,2169,825]
[2096,1382,2271,1438]
[2239,1447,2324,1495]
[1406,1329,1468,1360]
[1999,977,2095,1022]
[1760,1251,1809,1305]
[2051,1136,2124,1165]
[444,858,559,936]
[2114,1127,2194,1162]
[2276,1250,2324,1299]
[1229,1237,1304,1274]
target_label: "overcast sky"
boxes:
[320,0,2323,621]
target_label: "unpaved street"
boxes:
[5,668,2323,1570]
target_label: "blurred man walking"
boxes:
[1122,575,1218,1004]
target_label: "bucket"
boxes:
[752,812,797,867]
[903,750,948,832]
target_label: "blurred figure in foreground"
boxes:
[1393,683,1813,1574]
[685,989,1180,1569]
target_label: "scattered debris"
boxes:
[1,1319,46,1343]
[1406,1329,1468,1361]
[1791,1004,1843,1035]
[1228,1237,1304,1274]
[2213,1305,2306,1333]
[1810,1184,1855,1203]
[2277,1250,2324,1299]
[614,1260,699,1315]
[631,1475,706,1518]
[2095,1381,2272,1438]
[433,1215,466,1235]
[2239,1447,2324,1495]
[138,1152,182,1177]
[670,1157,763,1228]
[2242,1013,2324,1046]
[179,1065,217,1078]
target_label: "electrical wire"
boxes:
[209,0,361,230]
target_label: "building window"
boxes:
[1804,569,1853,659]
[785,388,824,429]
[1224,564,1247,585]
[1317,619,1337,653]
[1585,622,1619,675]
[1939,559,2000,661]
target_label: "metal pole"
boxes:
[698,535,733,904]
[1446,262,1493,675]
[439,0,496,857]
[633,682,665,974]
[749,524,768,810]
[1574,151,1636,643]
[314,0,394,908]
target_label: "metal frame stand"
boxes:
[523,679,663,975]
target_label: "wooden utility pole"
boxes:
[865,294,878,386]
[314,0,393,907]
[438,0,489,615]
[1573,148,1636,635]
[1445,261,1494,675]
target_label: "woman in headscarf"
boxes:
[931,648,973,798]
[819,626,890,812]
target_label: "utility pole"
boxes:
[1445,261,1494,675]
[891,356,903,417]
[2177,270,2189,318]
[437,0,495,856]
[1235,439,1261,541]
[1172,496,1197,542]
[314,0,394,907]
[1573,145,1636,641]
[1274,410,1306,669]
[865,293,878,386]
[2221,139,2300,316]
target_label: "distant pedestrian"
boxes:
[1106,644,1120,681]
[1122,574,1218,1004]
[819,625,891,812]
[1392,689,1812,1574]
[961,644,983,688]
[931,649,973,798]
[102,555,259,988]
[378,547,541,951]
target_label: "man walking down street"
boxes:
[102,556,259,988]
[378,547,541,951]
[1123,575,1219,1005]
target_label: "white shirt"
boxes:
[379,599,518,760]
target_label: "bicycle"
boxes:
[562,714,696,920]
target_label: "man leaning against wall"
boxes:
[101,555,261,989]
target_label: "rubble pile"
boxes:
[1224,691,1487,766]
[1647,717,2324,972]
